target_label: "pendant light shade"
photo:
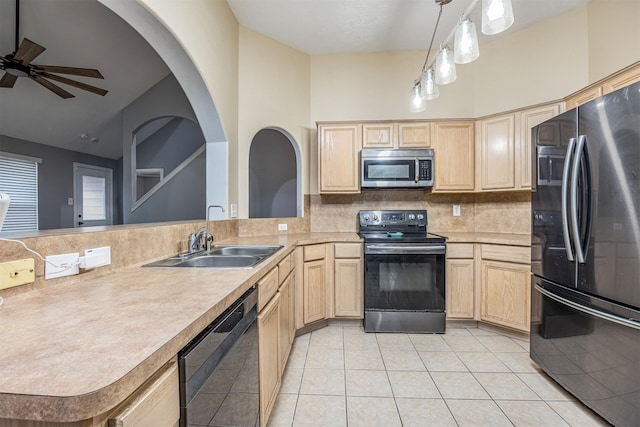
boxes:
[454,19,479,64]
[420,68,439,100]
[482,0,514,35]
[435,46,456,85]
[410,84,426,112]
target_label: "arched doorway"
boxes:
[249,128,301,218]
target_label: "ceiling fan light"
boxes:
[435,46,456,85]
[482,0,514,35]
[420,68,439,100]
[5,67,28,77]
[410,84,426,113]
[454,19,480,64]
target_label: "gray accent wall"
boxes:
[0,135,120,230]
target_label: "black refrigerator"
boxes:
[530,81,640,427]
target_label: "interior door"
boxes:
[73,163,113,227]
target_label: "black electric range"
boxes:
[358,210,447,333]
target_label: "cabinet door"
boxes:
[318,124,361,193]
[446,258,475,319]
[278,276,292,374]
[518,103,562,189]
[334,258,363,318]
[288,270,296,345]
[478,114,516,191]
[433,122,475,192]
[565,86,603,110]
[362,123,394,148]
[398,122,431,148]
[602,65,640,94]
[303,259,326,324]
[480,260,530,332]
[258,293,280,427]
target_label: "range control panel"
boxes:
[358,210,427,228]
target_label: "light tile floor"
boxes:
[268,324,610,427]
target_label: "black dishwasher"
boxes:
[179,287,259,427]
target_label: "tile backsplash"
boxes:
[310,190,531,234]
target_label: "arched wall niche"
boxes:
[249,127,302,218]
[98,0,228,220]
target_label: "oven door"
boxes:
[364,243,445,312]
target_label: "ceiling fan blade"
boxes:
[14,38,46,64]
[40,72,108,96]
[35,65,104,79]
[30,75,75,99]
[0,73,18,88]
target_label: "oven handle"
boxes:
[365,244,446,255]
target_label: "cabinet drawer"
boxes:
[303,244,326,262]
[107,361,179,427]
[278,253,292,284]
[481,244,530,264]
[258,267,279,311]
[334,243,362,259]
[447,243,474,259]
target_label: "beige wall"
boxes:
[237,27,311,218]
[140,0,240,206]
[587,0,640,82]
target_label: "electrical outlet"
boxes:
[45,253,80,280]
[278,223,288,231]
[453,205,461,217]
[0,258,35,290]
[81,246,111,269]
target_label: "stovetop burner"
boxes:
[358,210,446,244]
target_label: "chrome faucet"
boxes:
[188,227,209,254]
[206,204,225,250]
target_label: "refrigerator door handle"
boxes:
[561,137,576,262]
[535,284,640,331]
[570,135,586,263]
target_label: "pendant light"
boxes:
[454,18,479,64]
[435,45,456,85]
[410,84,426,112]
[420,68,439,100]
[482,0,514,35]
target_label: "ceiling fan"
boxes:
[0,0,108,99]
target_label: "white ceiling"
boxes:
[227,0,591,55]
[0,0,591,160]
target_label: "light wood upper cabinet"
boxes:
[398,122,431,148]
[565,86,602,110]
[362,123,395,148]
[318,124,361,194]
[432,121,475,192]
[565,62,640,109]
[477,114,516,191]
[333,243,363,318]
[602,66,640,94]
[518,103,563,189]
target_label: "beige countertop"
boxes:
[0,230,526,422]
[0,232,360,423]
[438,232,531,247]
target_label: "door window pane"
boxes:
[82,176,106,221]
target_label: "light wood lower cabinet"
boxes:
[446,243,475,320]
[480,244,531,332]
[258,292,280,427]
[278,272,294,374]
[333,243,363,318]
[302,244,327,325]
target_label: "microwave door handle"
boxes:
[561,137,576,262]
[415,159,419,183]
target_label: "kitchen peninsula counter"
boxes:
[0,232,361,423]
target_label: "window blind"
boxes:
[0,155,39,232]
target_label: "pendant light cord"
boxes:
[421,3,444,72]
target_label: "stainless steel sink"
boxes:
[143,245,283,269]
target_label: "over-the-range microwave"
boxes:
[361,148,434,188]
